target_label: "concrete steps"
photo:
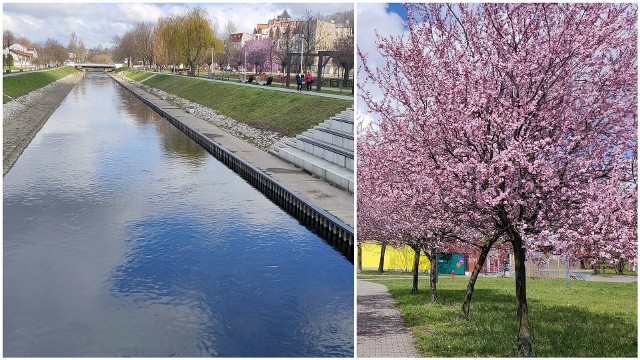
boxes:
[270,108,354,193]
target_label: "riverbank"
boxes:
[110,74,354,257]
[113,71,288,151]
[3,66,78,103]
[116,69,353,138]
[3,71,85,175]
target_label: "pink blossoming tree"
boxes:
[243,39,280,75]
[358,3,637,356]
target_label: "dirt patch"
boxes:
[420,325,436,335]
[3,72,84,176]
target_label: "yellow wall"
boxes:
[360,242,431,271]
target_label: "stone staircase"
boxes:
[269,108,354,193]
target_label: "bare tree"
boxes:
[86,44,111,64]
[299,10,320,71]
[133,22,155,68]
[112,22,154,67]
[78,40,87,62]
[39,38,67,66]
[15,35,36,49]
[319,10,354,25]
[277,24,295,74]
[332,35,354,86]
[111,32,137,66]
[68,32,80,62]
[152,19,170,70]
[221,20,238,69]
[3,30,15,50]
[3,30,15,70]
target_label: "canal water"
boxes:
[3,73,354,357]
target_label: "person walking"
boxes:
[295,72,303,92]
[305,71,314,91]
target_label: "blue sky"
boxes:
[386,3,408,21]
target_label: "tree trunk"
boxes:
[342,66,351,86]
[429,251,437,303]
[357,244,362,273]
[614,260,625,275]
[412,246,420,293]
[188,59,196,77]
[378,242,387,273]
[461,244,490,319]
[512,233,532,356]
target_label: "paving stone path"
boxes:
[357,280,421,358]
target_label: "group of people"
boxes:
[295,71,314,92]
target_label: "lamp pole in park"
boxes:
[300,33,304,73]
[270,40,275,76]
[566,256,569,288]
[210,45,214,78]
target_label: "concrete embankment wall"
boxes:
[111,75,354,261]
[3,71,85,175]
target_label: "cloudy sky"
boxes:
[356,3,407,127]
[3,1,353,49]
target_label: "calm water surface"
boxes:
[3,73,353,357]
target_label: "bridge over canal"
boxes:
[74,63,122,70]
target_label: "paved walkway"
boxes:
[586,275,637,283]
[3,68,47,77]
[357,280,420,358]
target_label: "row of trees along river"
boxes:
[4,7,354,84]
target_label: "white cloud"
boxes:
[356,3,407,120]
[116,3,164,23]
[3,3,353,49]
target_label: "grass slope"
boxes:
[135,72,353,137]
[3,66,77,104]
[124,69,157,82]
[364,275,637,357]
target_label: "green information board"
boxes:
[437,253,466,275]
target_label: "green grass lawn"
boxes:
[125,69,157,82]
[112,66,129,73]
[3,66,77,104]
[127,72,352,137]
[362,274,637,357]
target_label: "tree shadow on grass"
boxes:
[385,285,637,357]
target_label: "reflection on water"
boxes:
[3,72,353,357]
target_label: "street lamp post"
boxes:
[300,33,304,73]
[210,45,214,79]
